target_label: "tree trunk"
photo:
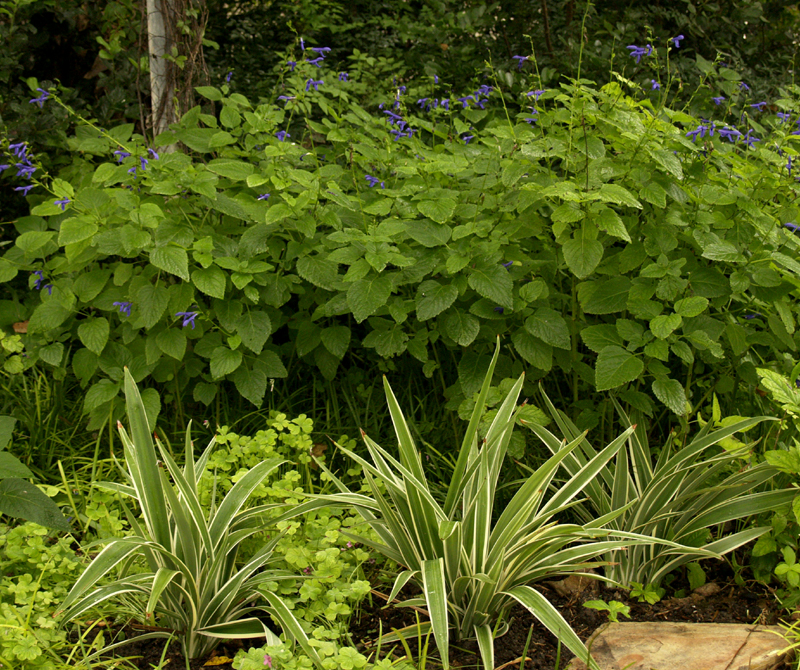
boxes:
[146,0,175,140]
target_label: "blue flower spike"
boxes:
[113,301,133,317]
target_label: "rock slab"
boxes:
[567,622,790,670]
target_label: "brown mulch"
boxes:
[103,559,786,670]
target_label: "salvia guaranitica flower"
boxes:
[9,143,27,158]
[686,124,708,141]
[512,55,528,69]
[778,112,791,122]
[113,301,132,317]
[740,82,751,91]
[750,101,767,111]
[14,185,34,196]
[287,60,296,72]
[29,88,49,108]
[365,175,384,188]
[743,130,760,148]
[176,311,199,329]
[626,44,652,64]
[785,223,800,232]
[671,35,684,48]
[309,47,331,55]
[226,71,233,82]
[527,90,545,100]
[718,126,741,143]
[114,149,131,162]
[54,198,70,211]
[305,78,323,92]
[462,134,474,144]
[306,56,324,67]
[148,148,159,159]
[257,193,270,200]
[275,130,290,142]
[651,80,660,90]
[339,72,348,81]
[16,163,35,179]
[712,96,725,105]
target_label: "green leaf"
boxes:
[236,311,272,354]
[208,130,236,149]
[445,312,480,347]
[84,379,121,412]
[137,283,170,330]
[192,265,227,299]
[156,329,187,360]
[596,206,630,242]
[581,325,623,353]
[296,256,339,290]
[595,346,644,391]
[0,479,71,531]
[512,330,553,371]
[232,363,266,407]
[652,378,687,415]
[210,347,243,379]
[150,247,190,281]
[525,308,570,349]
[206,159,254,181]
[321,326,351,359]
[256,350,287,378]
[417,198,456,224]
[58,218,98,245]
[562,226,603,279]
[28,301,72,333]
[650,314,682,339]
[0,416,16,451]
[674,296,709,318]
[195,85,223,101]
[580,277,632,314]
[0,452,32,478]
[78,318,110,355]
[362,326,409,357]
[598,183,643,209]
[468,264,513,309]
[406,220,452,247]
[347,275,393,322]
[194,382,217,405]
[416,281,458,321]
[459,352,493,397]
[39,342,64,366]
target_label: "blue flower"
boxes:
[462,134,474,144]
[686,124,708,142]
[383,110,404,125]
[743,313,762,319]
[305,78,323,92]
[114,149,131,162]
[14,185,34,196]
[300,38,305,50]
[9,142,27,159]
[32,271,45,290]
[306,56,324,67]
[441,99,450,110]
[739,82,750,92]
[309,47,331,55]
[494,306,504,313]
[258,193,270,200]
[476,85,493,96]
[712,96,726,105]
[417,98,429,109]
[718,126,741,143]
[502,261,513,269]
[339,72,348,81]
[140,157,148,171]
[29,88,49,108]
[15,163,35,179]
[113,301,132,317]
[226,71,233,82]
[651,80,660,90]
[287,60,297,72]
[175,311,199,329]
[278,95,295,104]
[365,175,384,188]
[788,156,793,177]
[434,75,439,83]
[626,44,652,64]
[128,167,137,176]
[276,130,290,142]
[457,96,472,109]
[671,34,684,48]
[54,198,70,211]
[148,148,159,160]
[512,55,528,70]
[743,130,760,148]
[778,112,791,122]
[750,101,767,111]
[0,165,8,173]
[526,89,546,100]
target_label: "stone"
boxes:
[567,622,791,670]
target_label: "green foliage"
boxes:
[232,638,413,670]
[526,394,795,588]
[628,582,665,605]
[0,522,84,669]
[58,369,321,663]
[583,599,631,623]
[0,415,70,530]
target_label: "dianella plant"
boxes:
[525,392,796,589]
[286,340,661,670]
[58,368,321,666]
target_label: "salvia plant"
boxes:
[57,368,323,666]
[525,393,797,588]
[3,36,800,438]
[279,340,676,670]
